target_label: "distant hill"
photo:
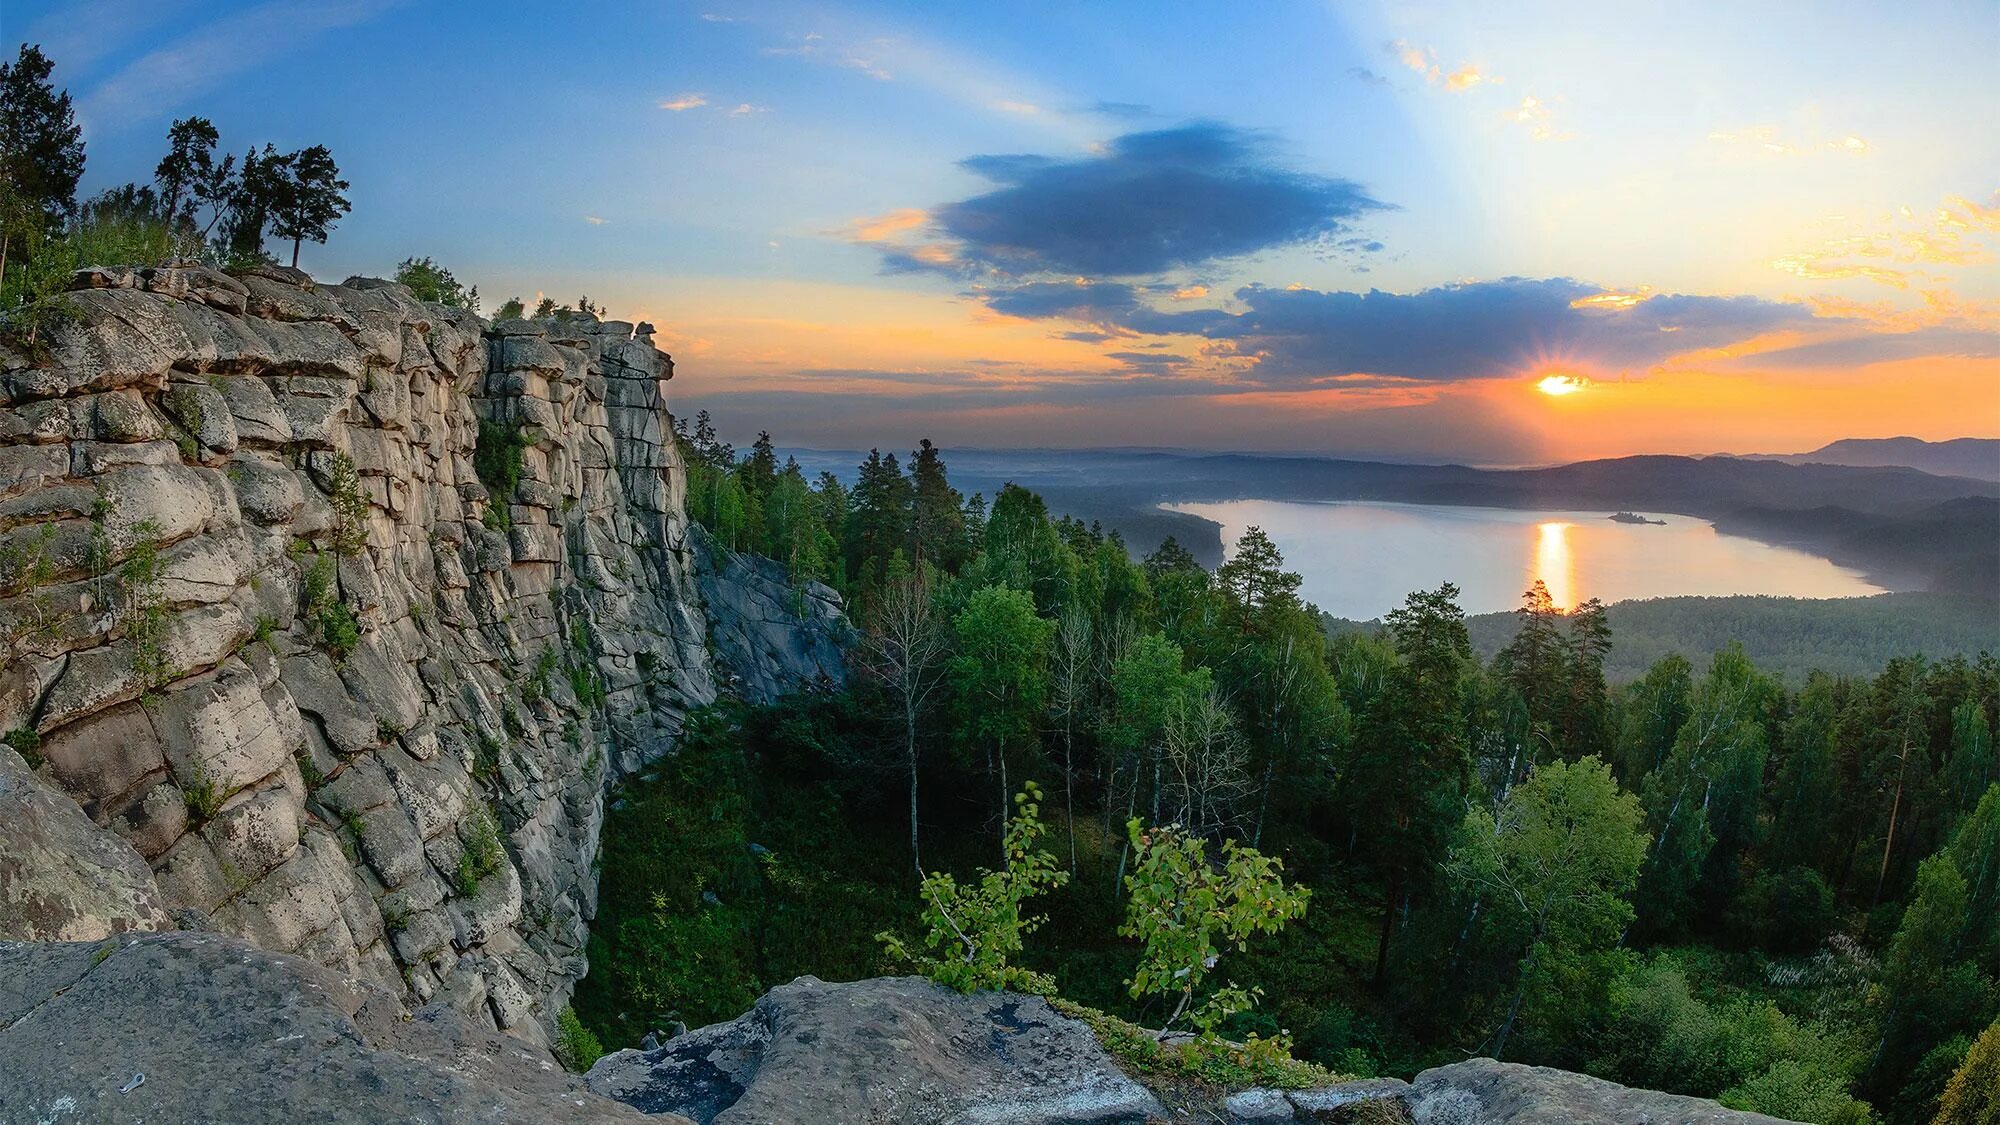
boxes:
[1736,436,2000,482]
[1328,592,2000,684]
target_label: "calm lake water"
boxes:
[1163,500,1887,620]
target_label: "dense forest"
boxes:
[570,420,2000,1123]
[1335,592,2000,685]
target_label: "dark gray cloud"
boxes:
[1202,279,1819,381]
[984,275,1844,384]
[933,123,1387,276]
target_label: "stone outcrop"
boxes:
[692,524,849,702]
[0,931,678,1125]
[0,263,834,1044]
[1226,1059,1797,1124]
[0,744,171,941]
[585,975,1166,1124]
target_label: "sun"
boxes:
[1537,373,1588,396]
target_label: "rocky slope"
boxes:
[0,263,834,1047]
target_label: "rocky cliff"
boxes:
[0,263,831,1046]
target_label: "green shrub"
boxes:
[474,420,528,531]
[179,758,222,826]
[553,1006,604,1071]
[4,727,43,769]
[455,804,505,896]
[393,256,478,310]
[300,551,360,663]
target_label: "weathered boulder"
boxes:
[1228,1060,1799,1124]
[0,931,674,1125]
[0,745,171,941]
[586,975,1165,1124]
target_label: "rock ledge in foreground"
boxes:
[586,975,1165,1124]
[0,932,664,1125]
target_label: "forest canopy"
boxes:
[575,421,2000,1124]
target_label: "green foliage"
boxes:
[881,783,1069,993]
[494,296,525,320]
[394,255,478,310]
[119,520,173,689]
[1050,995,1345,1092]
[300,551,359,663]
[4,726,43,769]
[553,1006,604,1072]
[1936,1016,2000,1125]
[179,757,222,826]
[474,419,529,531]
[1592,955,1874,1122]
[1121,819,1309,1036]
[455,803,505,895]
[1449,756,1648,1058]
[323,452,369,555]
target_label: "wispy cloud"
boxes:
[658,92,708,111]
[1707,125,1870,157]
[1388,40,1495,93]
[584,215,609,226]
[1508,95,1568,141]
[76,0,404,129]
[729,103,768,116]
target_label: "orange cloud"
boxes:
[1389,39,1496,93]
[657,93,707,111]
[846,208,930,242]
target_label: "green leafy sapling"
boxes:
[879,782,1068,994]
[1120,818,1310,1039]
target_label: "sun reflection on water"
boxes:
[1535,521,1577,609]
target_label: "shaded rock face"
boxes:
[586,975,1166,1124]
[0,931,672,1125]
[0,264,844,1040]
[1226,1060,1798,1124]
[692,524,849,702]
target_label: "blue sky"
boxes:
[14,0,1999,462]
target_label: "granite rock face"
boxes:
[586,975,1166,1124]
[0,931,675,1125]
[0,265,838,1043]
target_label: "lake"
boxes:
[1162,499,1887,620]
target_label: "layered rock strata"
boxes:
[0,263,817,1042]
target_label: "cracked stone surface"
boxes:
[0,931,675,1125]
[0,265,845,1043]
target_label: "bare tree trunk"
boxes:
[291,238,301,268]
[907,712,922,879]
[1373,872,1401,989]
[1490,940,1541,1060]
[997,738,1010,864]
[1873,735,1912,907]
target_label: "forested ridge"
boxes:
[582,424,2000,1122]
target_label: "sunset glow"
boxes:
[1534,521,1578,609]
[28,1,1995,461]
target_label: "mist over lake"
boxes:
[1165,499,1887,619]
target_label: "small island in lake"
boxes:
[1609,511,1668,525]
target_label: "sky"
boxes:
[12,0,2000,464]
